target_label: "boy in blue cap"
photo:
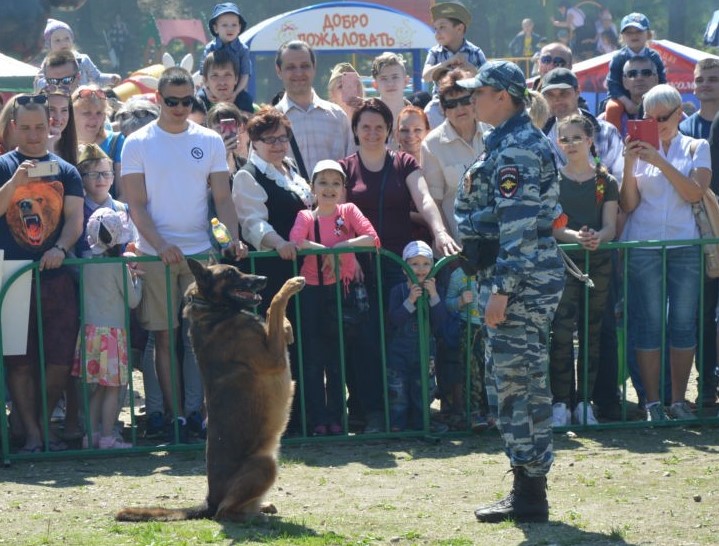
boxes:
[199,2,253,112]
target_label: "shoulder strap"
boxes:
[376,152,394,239]
[314,215,324,286]
[289,134,309,181]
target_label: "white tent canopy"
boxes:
[0,52,38,92]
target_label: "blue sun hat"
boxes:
[209,3,247,37]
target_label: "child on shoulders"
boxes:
[422,2,486,93]
[604,13,666,130]
[35,19,120,91]
[199,3,253,113]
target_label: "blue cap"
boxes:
[620,13,650,32]
[209,3,247,37]
[456,60,527,99]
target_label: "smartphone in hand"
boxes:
[627,119,659,149]
[341,72,361,103]
[219,118,238,141]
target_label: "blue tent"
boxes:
[240,1,435,99]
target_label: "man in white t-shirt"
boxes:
[122,66,246,441]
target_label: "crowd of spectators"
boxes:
[1,2,718,454]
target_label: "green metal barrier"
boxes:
[1,239,718,465]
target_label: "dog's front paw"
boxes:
[285,276,306,295]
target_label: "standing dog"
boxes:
[117,259,304,522]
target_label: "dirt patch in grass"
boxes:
[2,426,718,546]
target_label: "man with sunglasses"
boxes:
[0,93,84,453]
[122,66,247,443]
[34,50,80,94]
[530,42,572,91]
[599,56,659,138]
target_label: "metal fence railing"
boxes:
[1,239,718,464]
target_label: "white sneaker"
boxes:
[552,402,571,427]
[573,401,599,425]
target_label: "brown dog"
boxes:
[116,259,304,522]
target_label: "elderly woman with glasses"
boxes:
[232,105,312,305]
[72,85,125,196]
[113,97,160,137]
[620,84,712,423]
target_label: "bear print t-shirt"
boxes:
[0,151,83,261]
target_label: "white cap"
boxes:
[311,159,346,183]
[402,240,434,261]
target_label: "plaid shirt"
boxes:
[424,39,487,95]
[275,91,352,177]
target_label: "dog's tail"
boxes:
[116,503,213,522]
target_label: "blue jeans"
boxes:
[628,246,700,351]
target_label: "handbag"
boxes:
[692,188,719,278]
[688,139,719,278]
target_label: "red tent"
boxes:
[155,19,208,50]
[573,39,719,94]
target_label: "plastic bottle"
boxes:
[210,217,232,249]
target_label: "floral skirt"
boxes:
[72,325,129,386]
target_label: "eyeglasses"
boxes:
[623,69,656,79]
[441,95,473,109]
[81,171,114,180]
[162,95,194,108]
[41,84,71,96]
[645,105,680,123]
[540,55,568,67]
[74,88,107,100]
[258,135,290,145]
[46,74,77,86]
[557,135,585,145]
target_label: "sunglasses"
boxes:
[258,135,290,145]
[81,171,114,181]
[441,95,473,109]
[41,84,71,96]
[46,74,77,86]
[14,94,48,109]
[645,105,680,123]
[624,69,656,79]
[74,88,107,100]
[162,95,194,108]
[540,55,568,67]
[557,135,585,145]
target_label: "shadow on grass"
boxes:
[218,517,327,544]
[514,520,638,545]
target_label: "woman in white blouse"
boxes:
[232,106,313,310]
[620,84,712,423]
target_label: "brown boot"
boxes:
[474,467,549,523]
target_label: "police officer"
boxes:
[454,61,565,523]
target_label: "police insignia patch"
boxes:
[498,166,520,198]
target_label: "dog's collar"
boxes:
[184,294,215,309]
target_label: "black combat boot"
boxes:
[474,467,549,523]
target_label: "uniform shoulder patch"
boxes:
[498,165,520,198]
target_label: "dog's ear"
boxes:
[187,258,212,291]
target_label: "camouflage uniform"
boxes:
[455,109,565,478]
